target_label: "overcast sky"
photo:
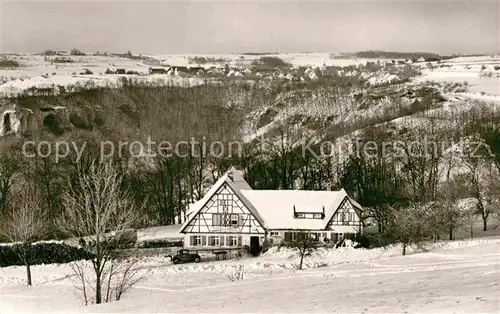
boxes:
[0,0,498,55]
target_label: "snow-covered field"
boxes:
[1,53,499,101]
[417,55,500,98]
[1,238,499,313]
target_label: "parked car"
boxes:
[167,249,201,264]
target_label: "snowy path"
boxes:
[1,240,499,313]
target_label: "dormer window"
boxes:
[294,205,325,219]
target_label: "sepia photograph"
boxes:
[0,0,499,313]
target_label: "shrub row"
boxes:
[0,243,93,267]
[138,239,183,249]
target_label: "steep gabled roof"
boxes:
[180,167,264,233]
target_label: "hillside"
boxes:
[0,54,499,231]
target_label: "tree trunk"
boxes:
[470,225,474,239]
[449,226,453,241]
[402,243,407,256]
[26,263,32,286]
[299,252,304,270]
[96,273,102,304]
[483,216,487,231]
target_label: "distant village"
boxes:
[91,56,429,85]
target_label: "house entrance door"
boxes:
[249,236,260,256]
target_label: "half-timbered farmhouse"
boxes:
[180,167,363,254]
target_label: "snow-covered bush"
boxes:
[228,265,246,281]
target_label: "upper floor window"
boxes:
[341,211,350,225]
[230,214,239,226]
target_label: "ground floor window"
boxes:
[195,235,203,246]
[231,236,238,246]
[270,231,279,236]
[213,236,220,246]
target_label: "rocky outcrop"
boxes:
[0,102,21,136]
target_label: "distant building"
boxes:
[417,56,426,63]
[115,69,126,74]
[149,67,167,74]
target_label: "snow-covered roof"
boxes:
[240,189,351,230]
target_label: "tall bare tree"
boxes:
[454,137,497,231]
[0,184,47,286]
[60,161,140,304]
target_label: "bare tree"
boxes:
[0,184,47,286]
[386,204,428,255]
[0,149,22,216]
[285,231,319,270]
[438,170,475,240]
[61,161,140,304]
[453,137,498,231]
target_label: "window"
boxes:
[195,236,202,246]
[231,236,238,246]
[230,214,239,226]
[213,236,220,246]
[313,213,323,219]
[342,211,350,225]
[218,199,229,206]
[270,231,279,237]
[284,232,291,242]
[295,213,305,218]
[212,213,221,226]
